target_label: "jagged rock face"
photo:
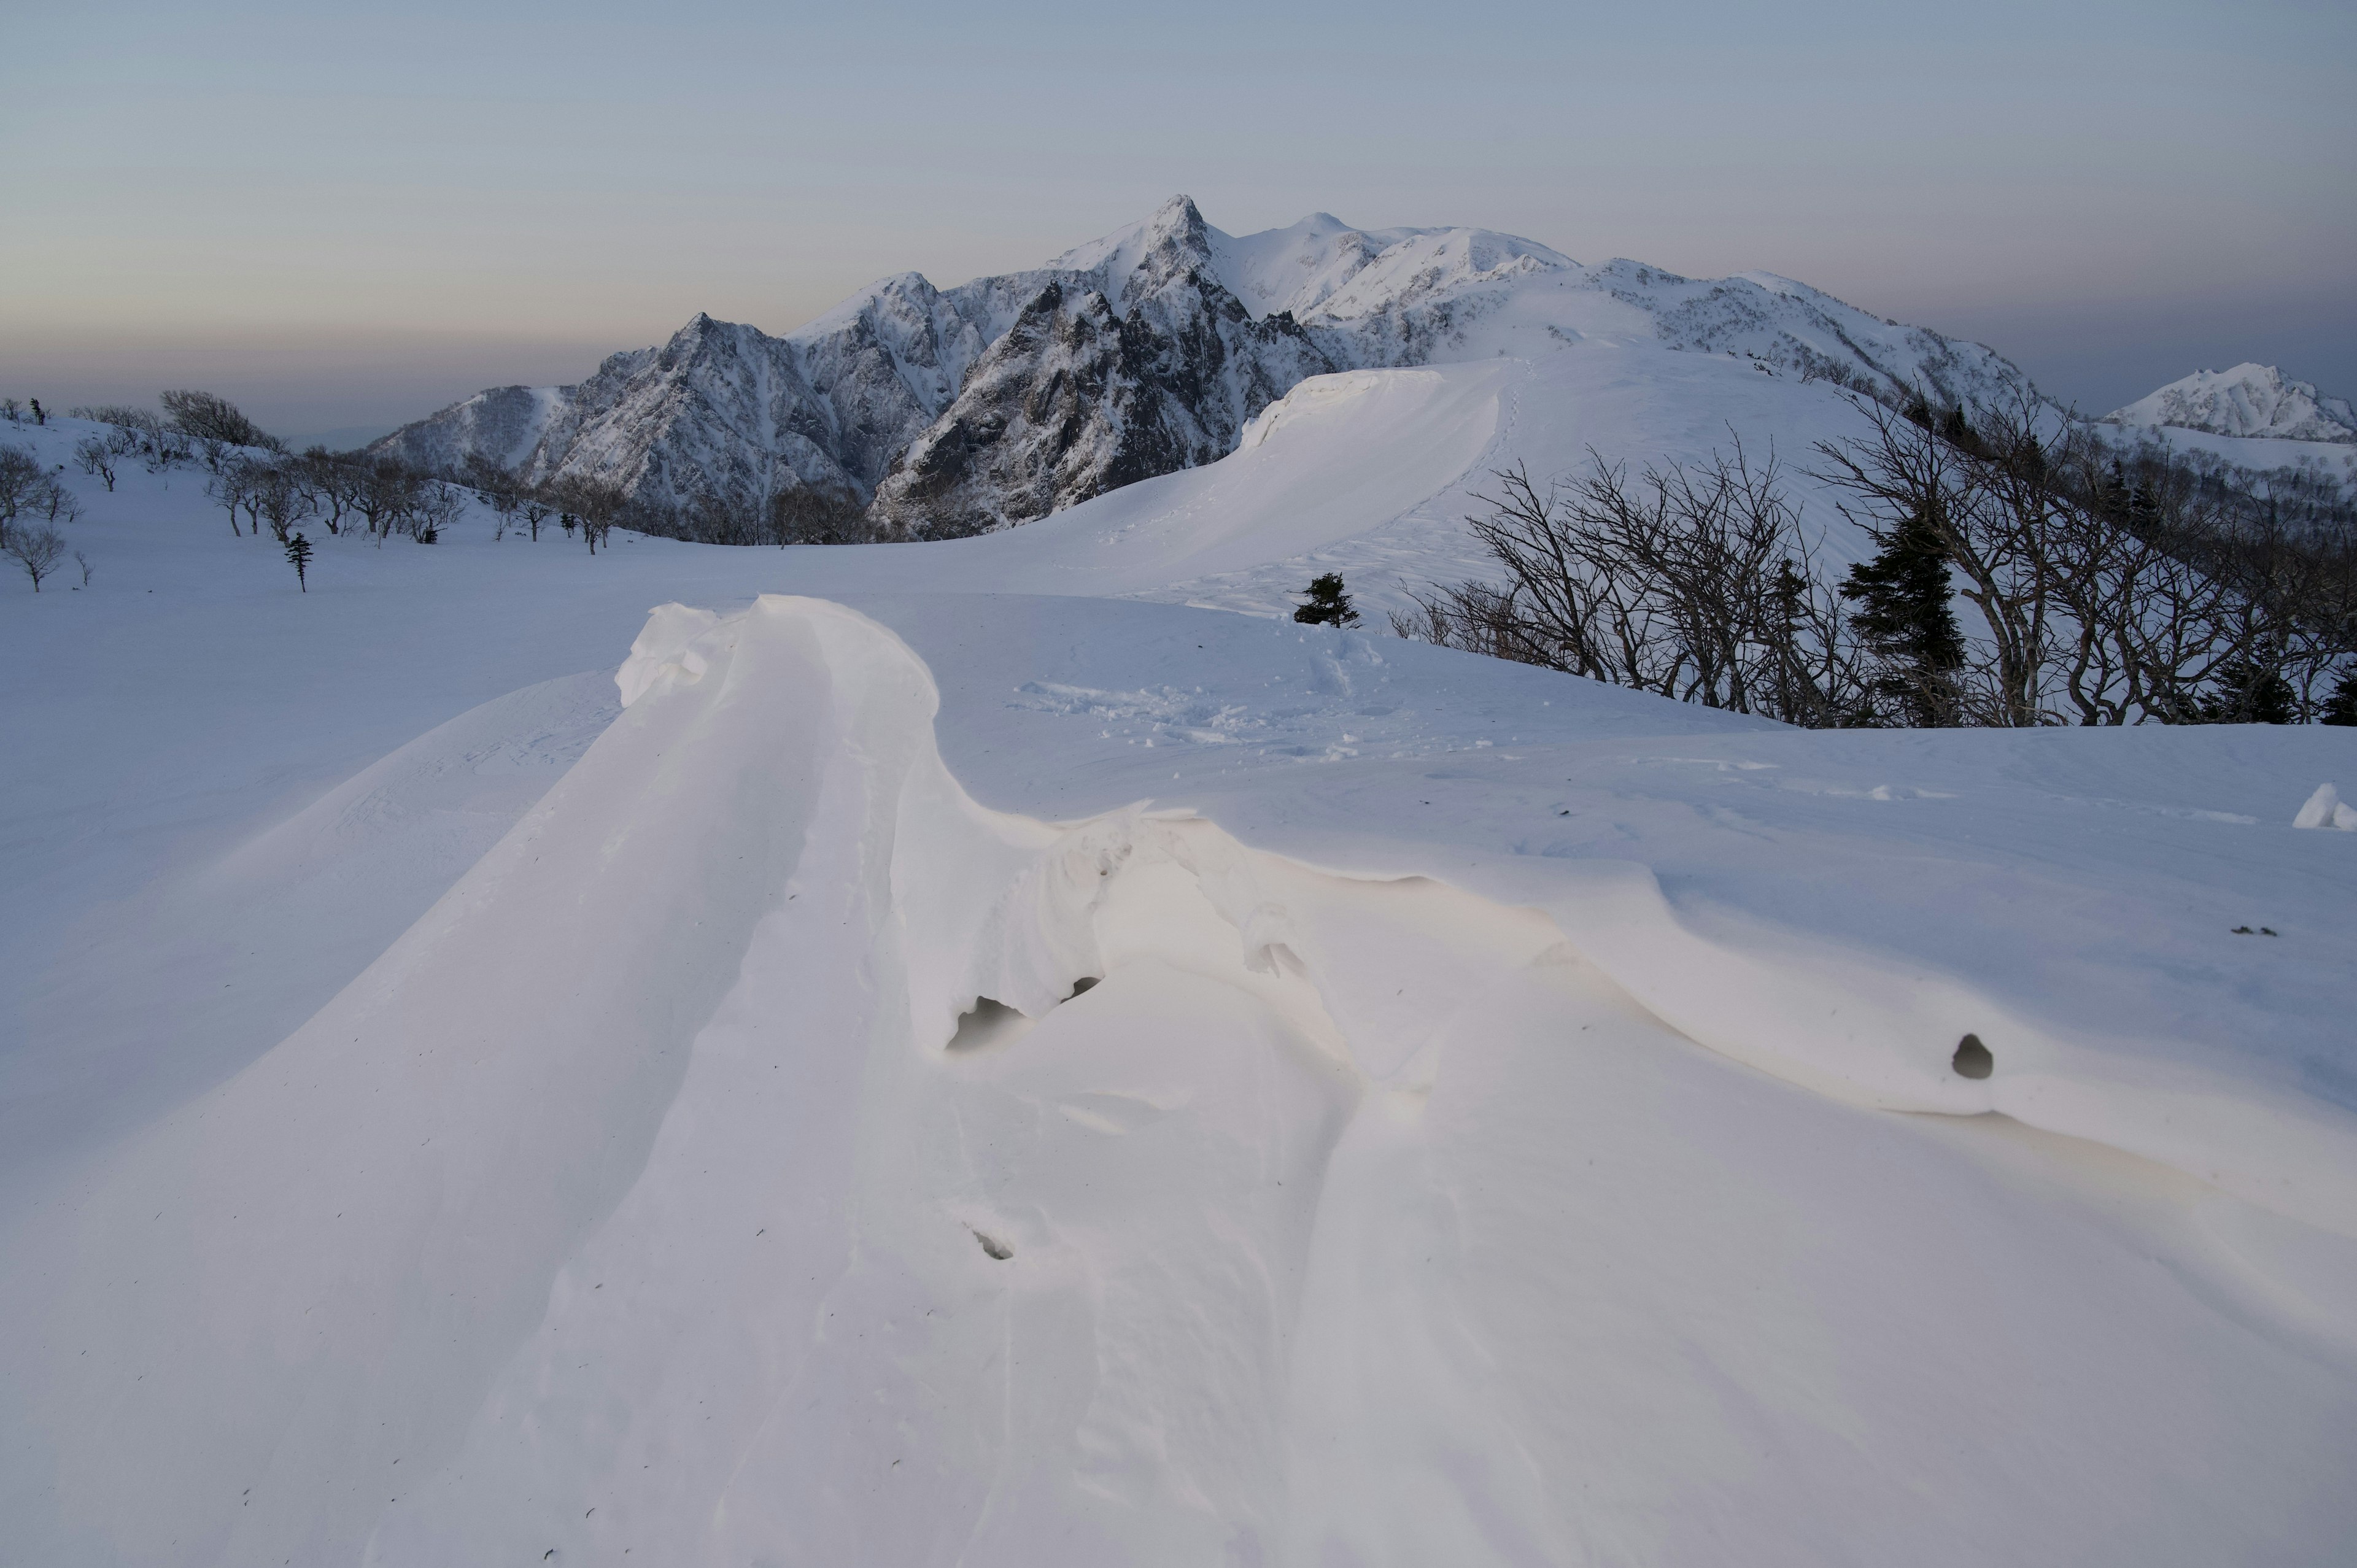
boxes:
[375,277,1001,522]
[374,194,2056,536]
[872,223,1337,538]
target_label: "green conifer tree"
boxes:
[2320,668,2357,726]
[2199,653,2297,724]
[1293,573,1360,627]
[284,531,314,592]
[1840,505,1964,725]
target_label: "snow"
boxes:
[2108,362,2357,444]
[2101,363,2357,484]
[381,195,2064,529]
[2294,781,2357,830]
[4,354,2356,1567]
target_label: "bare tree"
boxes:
[1813,392,2357,725]
[6,524,66,592]
[349,458,419,543]
[250,463,316,543]
[159,388,281,451]
[0,445,47,527]
[73,436,118,491]
[1811,396,2056,724]
[766,487,874,546]
[293,449,355,535]
[206,462,253,536]
[410,479,466,543]
[145,428,193,473]
[1410,444,1868,725]
[546,476,629,554]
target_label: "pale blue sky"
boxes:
[6,0,2351,444]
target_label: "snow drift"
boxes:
[16,597,2356,1567]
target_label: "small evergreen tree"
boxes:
[2323,668,2357,727]
[284,531,314,592]
[2197,653,2296,724]
[1840,504,1964,725]
[1293,572,1359,627]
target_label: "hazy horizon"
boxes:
[7,0,2352,447]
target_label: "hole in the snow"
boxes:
[1952,1033,1994,1079]
[973,1229,1013,1261]
[1067,975,1101,998]
[947,997,1023,1054]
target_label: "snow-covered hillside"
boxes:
[2110,363,2357,444]
[3,380,2355,1567]
[2101,362,2357,485]
[375,196,2045,535]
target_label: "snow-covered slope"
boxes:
[374,196,2046,533]
[5,398,2357,1565]
[2100,362,2357,484]
[2110,363,2357,444]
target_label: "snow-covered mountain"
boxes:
[2107,363,2357,444]
[374,196,2044,535]
[9,328,2357,1564]
[2111,363,2347,443]
[2095,363,2357,485]
[867,199,1336,537]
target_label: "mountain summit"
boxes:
[374,198,2037,537]
[2106,363,2357,444]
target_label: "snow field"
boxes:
[4,325,2356,1567]
[17,596,2354,1566]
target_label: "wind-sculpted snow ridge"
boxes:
[17,598,2356,1567]
[373,196,2049,535]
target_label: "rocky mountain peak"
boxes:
[2107,364,2357,444]
[373,198,2059,541]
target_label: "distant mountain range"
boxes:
[374,198,2357,535]
[373,196,2051,538]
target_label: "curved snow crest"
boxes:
[24,598,2357,1563]
[1539,857,2357,1236]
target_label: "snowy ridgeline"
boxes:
[2101,363,2357,489]
[2108,363,2357,446]
[3,387,2357,1567]
[370,195,2046,538]
[369,198,2356,547]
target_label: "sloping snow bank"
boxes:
[15,600,2356,1566]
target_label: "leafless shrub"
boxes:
[0,444,48,527]
[206,462,254,536]
[1405,444,1869,726]
[159,388,282,452]
[1813,392,2357,724]
[6,524,66,592]
[67,404,160,433]
[73,436,118,490]
[767,487,873,546]
[249,463,317,543]
[409,479,466,542]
